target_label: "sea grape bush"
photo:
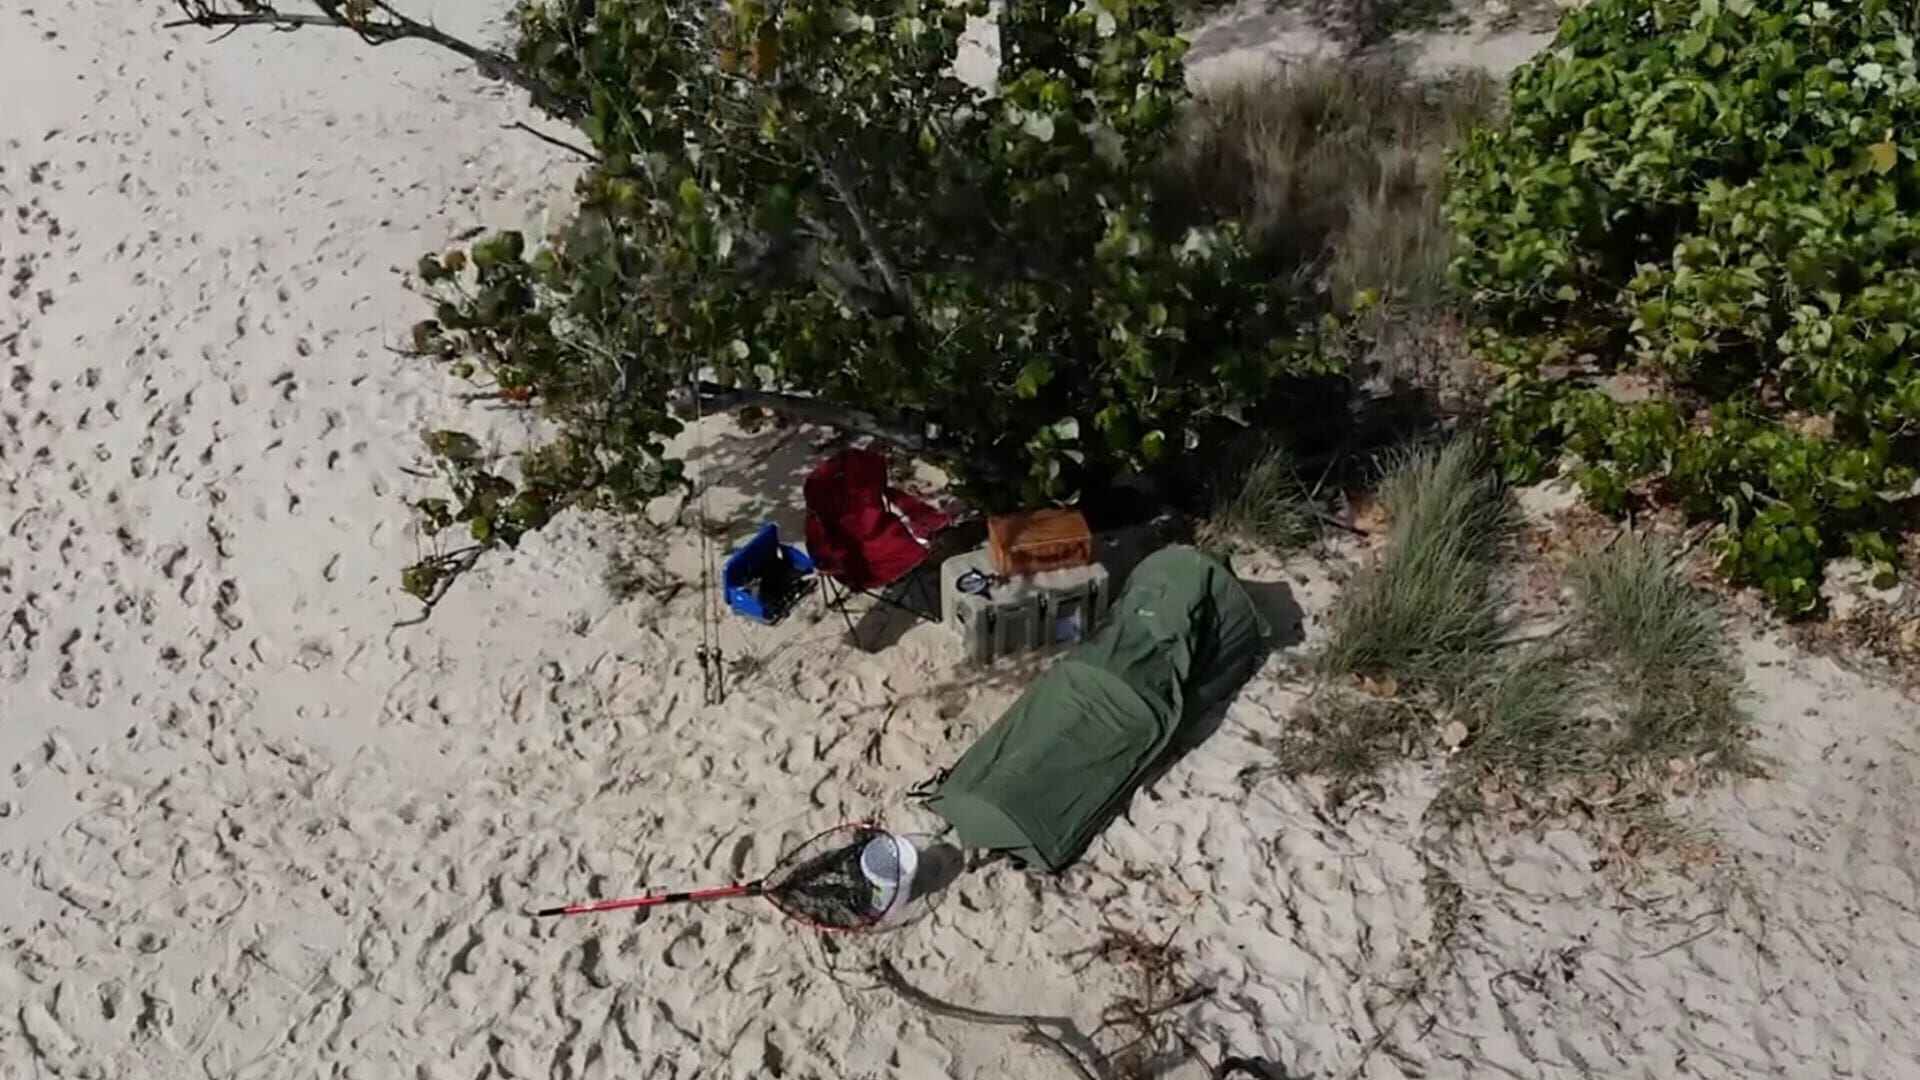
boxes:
[400,0,1320,603]
[1450,0,1920,611]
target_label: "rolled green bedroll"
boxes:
[926,546,1269,871]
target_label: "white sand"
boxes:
[1185,1,1556,85]
[5,3,1920,1079]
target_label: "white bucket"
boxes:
[859,833,919,919]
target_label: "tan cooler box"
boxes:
[941,548,1111,665]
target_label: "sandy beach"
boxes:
[5,2,1920,1078]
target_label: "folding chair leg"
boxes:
[823,578,865,650]
[913,569,941,623]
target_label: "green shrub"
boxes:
[1449,0,1920,612]
[393,0,1329,604]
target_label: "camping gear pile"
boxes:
[538,409,1284,953]
[693,442,1272,888]
[715,445,949,648]
[925,546,1269,871]
[937,507,1110,665]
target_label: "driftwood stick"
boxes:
[873,959,1103,1080]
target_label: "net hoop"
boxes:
[762,821,910,934]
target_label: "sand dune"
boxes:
[5,3,1920,1079]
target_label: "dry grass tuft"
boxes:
[1452,650,1595,779]
[1271,692,1425,791]
[1570,535,1755,773]
[1277,454,1754,838]
[1199,439,1316,555]
[1165,58,1496,310]
[1317,438,1509,687]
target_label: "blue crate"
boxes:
[722,523,816,624]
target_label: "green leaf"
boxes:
[1140,429,1166,461]
[401,564,441,600]
[1869,141,1898,175]
[424,430,482,462]
[1014,359,1054,399]
[471,231,524,270]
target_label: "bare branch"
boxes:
[814,152,914,313]
[504,121,601,163]
[674,381,934,454]
[166,0,570,116]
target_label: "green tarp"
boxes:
[926,546,1270,871]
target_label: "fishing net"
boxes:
[763,823,906,931]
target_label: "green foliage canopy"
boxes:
[404,0,1314,601]
[1451,0,1920,612]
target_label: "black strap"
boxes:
[906,767,950,800]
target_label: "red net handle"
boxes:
[535,881,763,917]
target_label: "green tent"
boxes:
[926,546,1270,871]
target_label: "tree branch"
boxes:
[814,152,914,313]
[166,0,569,116]
[504,121,601,163]
[674,381,934,454]
[786,215,893,314]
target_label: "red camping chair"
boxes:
[804,448,951,646]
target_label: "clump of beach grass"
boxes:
[1569,535,1753,774]
[1200,439,1317,556]
[1316,438,1509,689]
